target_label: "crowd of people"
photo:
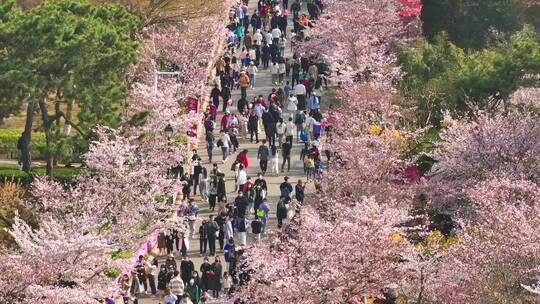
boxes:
[116,0,328,303]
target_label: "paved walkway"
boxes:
[136,2,314,304]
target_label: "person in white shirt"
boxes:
[224,216,234,241]
[284,117,297,146]
[271,27,281,45]
[247,61,258,88]
[276,118,286,147]
[264,31,273,45]
[286,94,298,119]
[253,29,263,46]
[294,83,307,111]
[270,61,279,85]
[236,166,247,191]
[218,130,231,162]
[304,113,315,142]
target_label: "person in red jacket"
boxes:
[221,111,231,131]
[236,149,249,168]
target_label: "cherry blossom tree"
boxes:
[300,0,418,86]
[412,178,540,303]
[236,197,416,304]
[0,2,233,302]
[431,110,540,192]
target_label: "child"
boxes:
[222,272,233,294]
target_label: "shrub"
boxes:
[0,166,82,184]
[0,129,46,159]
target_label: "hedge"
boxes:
[0,129,46,159]
[0,166,82,184]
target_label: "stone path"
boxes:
[136,2,315,303]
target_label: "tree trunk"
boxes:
[38,98,53,177]
[21,100,34,173]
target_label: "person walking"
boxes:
[224,215,234,242]
[206,215,219,256]
[294,82,307,111]
[257,198,270,233]
[262,109,276,146]
[257,139,269,175]
[279,176,293,199]
[251,216,263,243]
[253,182,266,213]
[269,145,279,176]
[248,110,259,143]
[218,130,231,163]
[148,258,158,297]
[235,216,248,246]
[276,198,288,228]
[217,174,227,210]
[270,60,279,85]
[134,255,148,294]
[247,61,258,88]
[281,140,292,172]
[180,256,195,287]
[199,220,208,256]
[186,199,199,238]
[210,84,221,112]
[208,178,218,211]
[238,71,250,98]
[276,117,286,147]
[186,279,200,304]
[295,179,305,205]
[157,265,169,298]
[211,257,223,298]
[278,59,286,84]
[284,117,296,146]
[206,131,214,163]
[221,84,232,113]
[294,111,306,143]
[262,43,270,68]
[169,271,184,300]
[286,94,298,119]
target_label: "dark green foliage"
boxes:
[420,0,527,49]
[396,29,540,126]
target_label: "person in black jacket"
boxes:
[180,256,195,285]
[237,96,248,114]
[221,85,231,112]
[181,173,192,200]
[234,190,249,218]
[276,198,288,228]
[210,84,221,110]
[206,215,219,255]
[295,179,305,205]
[250,13,261,33]
[262,109,276,146]
[248,110,259,143]
[215,212,227,250]
[251,216,263,243]
[217,174,227,204]
[199,220,208,256]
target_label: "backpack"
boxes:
[256,209,265,217]
[280,183,291,198]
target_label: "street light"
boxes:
[164,124,173,139]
